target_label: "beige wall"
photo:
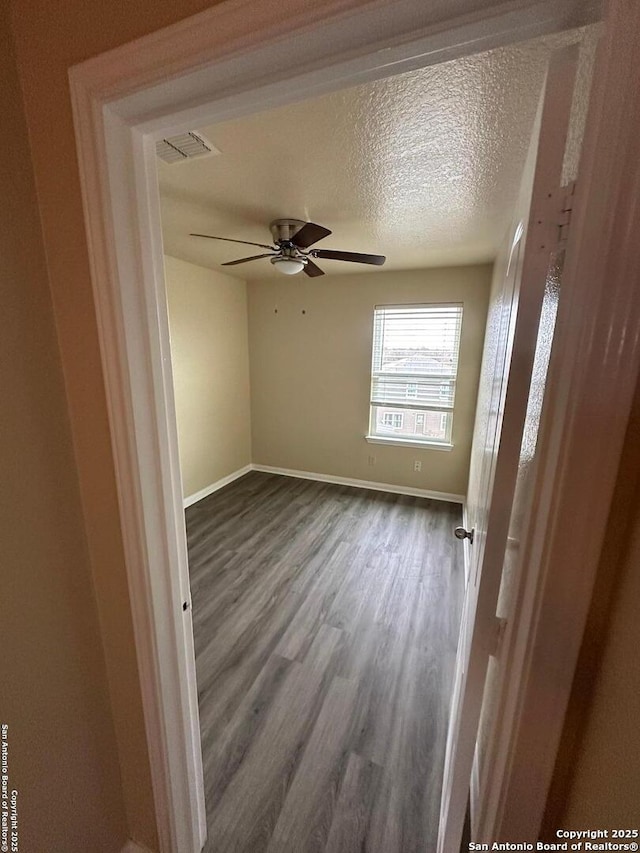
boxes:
[248,266,491,496]
[165,256,252,499]
[559,502,640,826]
[9,0,238,846]
[0,5,128,850]
[544,375,640,831]
[9,0,235,847]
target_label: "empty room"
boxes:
[8,0,640,848]
[154,23,597,853]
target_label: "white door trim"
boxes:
[68,1,606,850]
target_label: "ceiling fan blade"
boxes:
[291,221,332,249]
[313,249,386,266]
[222,254,274,266]
[191,233,274,250]
[303,259,325,277]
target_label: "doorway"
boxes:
[155,25,590,853]
[67,3,632,848]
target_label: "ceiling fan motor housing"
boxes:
[269,218,308,246]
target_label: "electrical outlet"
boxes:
[368,455,376,466]
[413,460,422,472]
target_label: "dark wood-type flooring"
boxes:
[186,471,464,853]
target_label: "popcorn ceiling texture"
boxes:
[159,28,595,277]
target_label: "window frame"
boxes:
[366,302,463,449]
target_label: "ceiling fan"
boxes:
[190,218,386,276]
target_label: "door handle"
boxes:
[454,526,474,544]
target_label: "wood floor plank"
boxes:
[275,540,355,661]
[202,652,294,812]
[206,624,344,851]
[266,675,359,853]
[323,752,383,853]
[185,472,464,853]
[350,574,422,768]
[197,588,302,740]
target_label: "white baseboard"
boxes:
[183,462,466,508]
[251,464,465,504]
[183,463,252,508]
[121,841,155,853]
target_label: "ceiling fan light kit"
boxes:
[271,256,306,275]
[190,218,386,276]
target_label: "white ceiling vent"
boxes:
[155,132,219,164]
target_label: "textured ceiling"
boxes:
[158,30,587,279]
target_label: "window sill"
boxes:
[365,435,454,452]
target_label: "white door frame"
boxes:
[475,0,640,838]
[445,41,580,852]
[68,0,637,850]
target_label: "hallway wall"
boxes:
[560,492,640,825]
[8,0,240,846]
[0,5,128,850]
[545,373,640,830]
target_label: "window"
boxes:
[406,382,418,399]
[368,303,463,445]
[382,412,404,429]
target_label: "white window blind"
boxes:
[368,303,463,444]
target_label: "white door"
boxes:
[438,45,578,853]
